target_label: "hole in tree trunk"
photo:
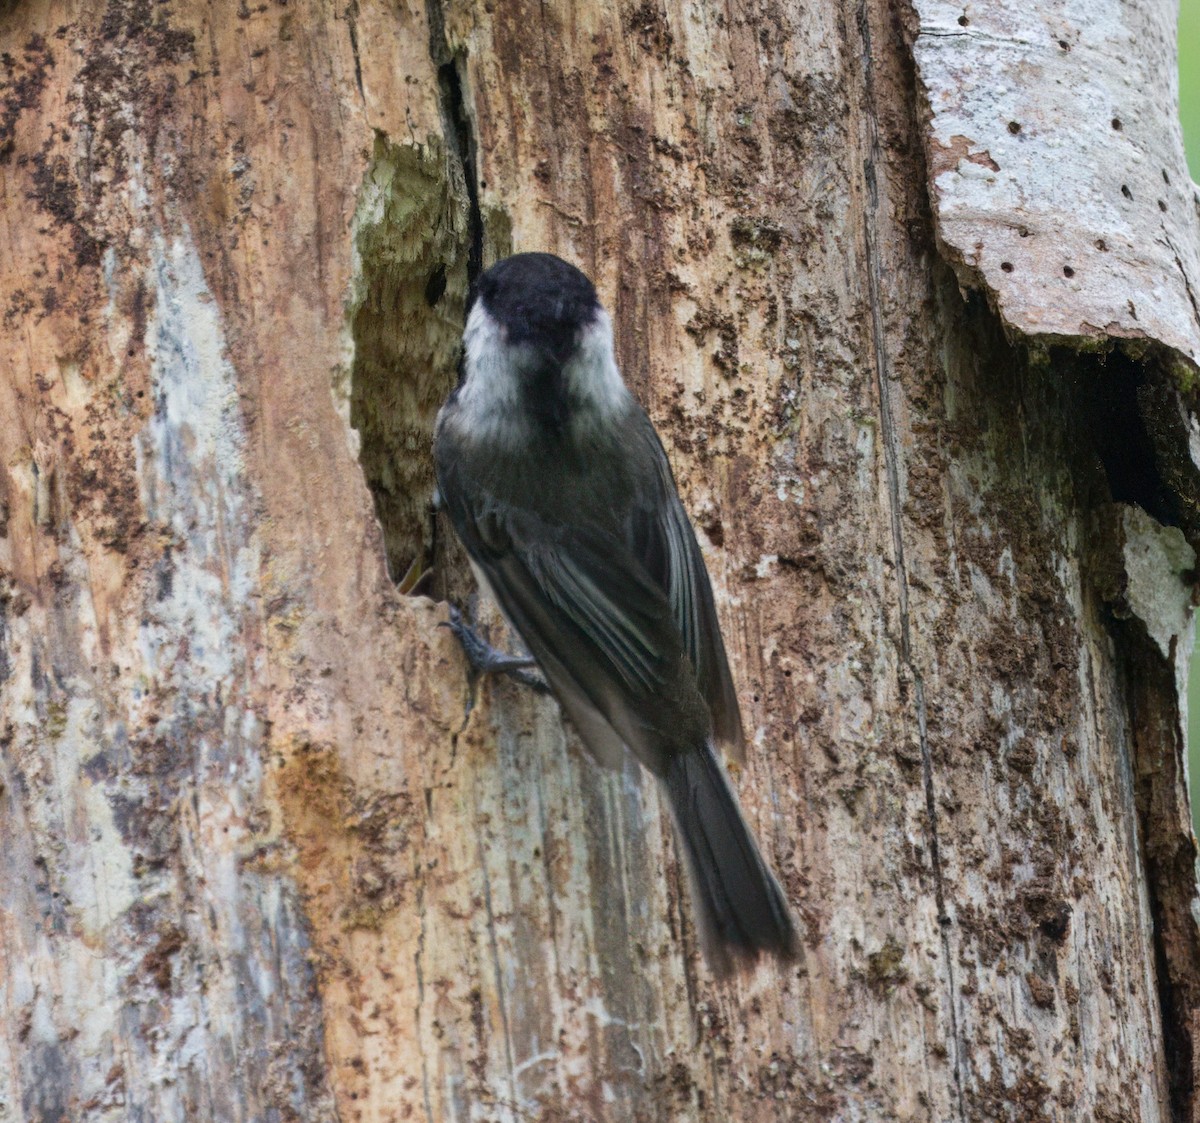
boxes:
[344,134,472,599]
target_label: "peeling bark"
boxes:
[911,0,1200,365]
[0,0,1198,1120]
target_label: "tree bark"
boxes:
[0,0,1198,1120]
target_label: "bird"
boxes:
[433,251,798,977]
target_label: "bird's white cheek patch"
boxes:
[452,307,532,447]
[564,310,631,427]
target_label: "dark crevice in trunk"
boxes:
[346,0,364,101]
[427,0,483,288]
[1113,618,1197,1121]
[336,0,492,600]
[342,3,488,599]
[1069,347,1199,1119]
[1071,351,1187,533]
[419,0,487,605]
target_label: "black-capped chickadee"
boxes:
[434,252,798,977]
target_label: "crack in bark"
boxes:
[1160,226,1200,337]
[413,864,435,1123]
[346,0,364,102]
[1109,615,1198,1117]
[856,2,966,1118]
[473,808,519,1111]
[426,0,483,285]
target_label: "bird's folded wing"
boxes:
[630,418,745,758]
[466,505,704,776]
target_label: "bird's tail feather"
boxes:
[662,744,799,977]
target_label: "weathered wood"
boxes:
[912,0,1200,364]
[0,0,1197,1120]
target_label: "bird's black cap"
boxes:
[473,253,600,361]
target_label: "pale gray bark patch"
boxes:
[0,226,336,1123]
[1110,507,1196,659]
[1088,500,1197,765]
[911,0,1200,368]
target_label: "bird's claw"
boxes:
[441,605,551,694]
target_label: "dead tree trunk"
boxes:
[1,0,1198,1119]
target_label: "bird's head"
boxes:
[471,252,599,364]
[456,253,628,438]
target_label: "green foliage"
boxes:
[1182,2,1200,178]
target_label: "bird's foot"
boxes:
[441,605,550,694]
